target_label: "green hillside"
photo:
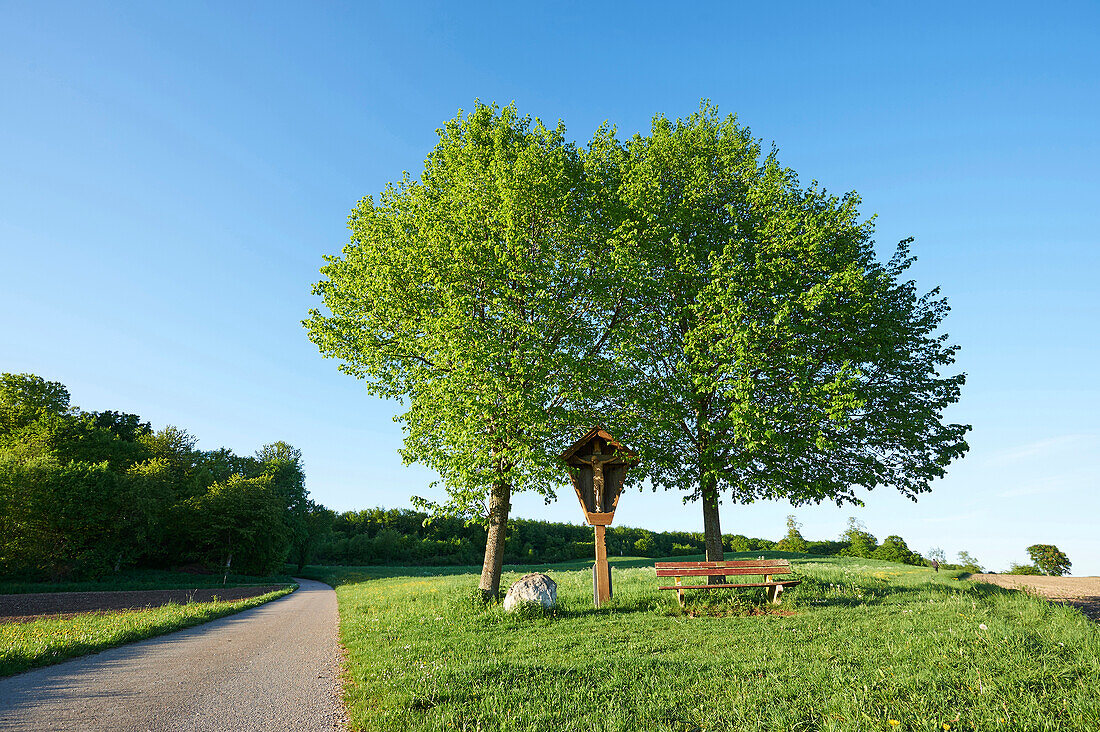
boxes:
[304,553,1099,731]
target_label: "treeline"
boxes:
[0,373,331,580]
[313,508,980,571]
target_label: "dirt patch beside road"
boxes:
[0,585,289,623]
[972,574,1100,620]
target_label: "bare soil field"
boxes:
[0,585,288,623]
[972,574,1100,620]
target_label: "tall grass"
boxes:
[0,586,295,676]
[304,553,1100,731]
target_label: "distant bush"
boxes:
[806,540,848,556]
[1004,563,1043,575]
[838,517,878,558]
[955,551,984,573]
[873,536,925,567]
[775,515,809,553]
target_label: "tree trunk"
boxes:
[701,473,724,583]
[478,479,511,601]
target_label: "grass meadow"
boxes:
[303,554,1100,732]
[0,585,294,676]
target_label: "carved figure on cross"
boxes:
[575,442,621,511]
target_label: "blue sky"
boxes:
[2,2,1098,573]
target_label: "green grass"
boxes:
[0,568,296,594]
[0,585,295,677]
[301,553,1100,732]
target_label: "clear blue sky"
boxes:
[2,2,1097,573]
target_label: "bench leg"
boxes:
[767,584,784,605]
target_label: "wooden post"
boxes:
[765,575,782,604]
[593,524,611,607]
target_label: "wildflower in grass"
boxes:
[888,720,901,727]
[979,623,987,630]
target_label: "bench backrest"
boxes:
[654,559,794,578]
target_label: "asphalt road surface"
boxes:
[0,579,344,731]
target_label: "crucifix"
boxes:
[560,427,638,607]
[574,441,621,511]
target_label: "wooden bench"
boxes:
[656,558,801,606]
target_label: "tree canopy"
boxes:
[612,105,970,559]
[305,102,634,597]
[1026,544,1071,576]
[0,372,322,579]
[306,100,970,592]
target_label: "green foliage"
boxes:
[838,516,878,558]
[774,514,809,553]
[0,373,71,435]
[305,100,970,583]
[0,455,168,578]
[872,535,925,566]
[185,474,290,576]
[291,501,336,572]
[956,551,984,573]
[315,508,716,566]
[255,441,311,565]
[0,372,322,581]
[311,506,944,569]
[633,533,657,557]
[304,101,642,595]
[1026,543,1071,576]
[1004,562,1044,575]
[613,104,970,556]
[139,425,200,494]
[305,102,631,520]
[725,535,753,552]
[0,568,294,594]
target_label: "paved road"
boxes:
[0,579,344,731]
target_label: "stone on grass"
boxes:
[503,573,557,612]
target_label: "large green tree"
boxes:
[1026,544,1071,576]
[615,105,970,561]
[185,474,289,576]
[305,102,631,598]
[0,373,71,435]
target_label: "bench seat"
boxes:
[655,559,801,606]
[658,580,802,591]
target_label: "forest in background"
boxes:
[0,372,1007,581]
[0,373,329,579]
[312,507,973,571]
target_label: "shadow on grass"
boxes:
[787,572,1027,610]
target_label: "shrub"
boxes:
[839,517,877,558]
[956,551,983,573]
[775,515,809,553]
[634,533,657,557]
[725,535,753,552]
[873,535,925,566]
[1004,563,1043,575]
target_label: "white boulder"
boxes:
[502,573,557,612]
